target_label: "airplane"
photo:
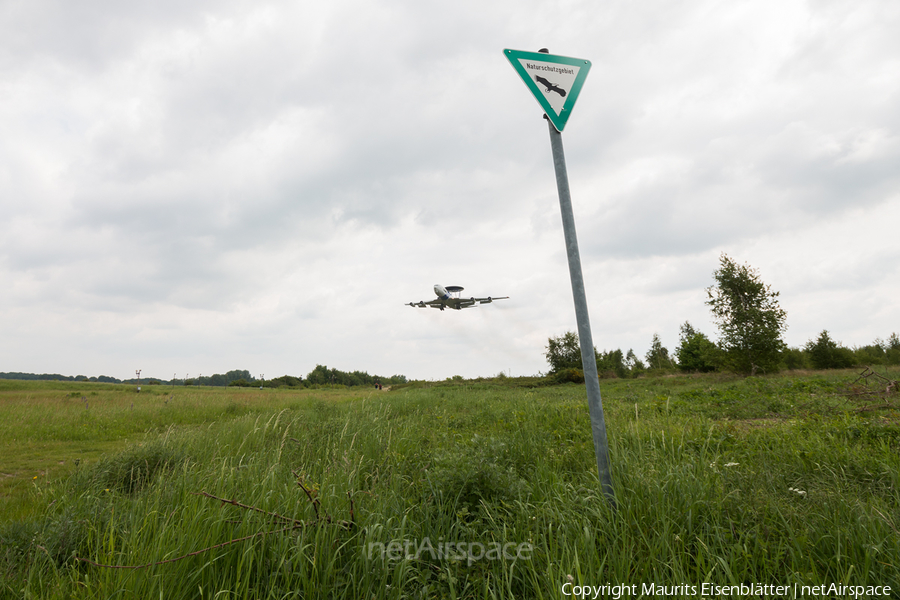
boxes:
[406,284,509,311]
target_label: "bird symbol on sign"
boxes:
[535,75,566,97]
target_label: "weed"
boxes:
[75,440,186,495]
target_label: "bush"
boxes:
[550,368,585,384]
[676,322,719,373]
[782,347,809,370]
[597,349,627,378]
[805,330,857,370]
[545,332,582,373]
[645,333,676,371]
[77,441,186,495]
[885,333,900,366]
[426,436,529,514]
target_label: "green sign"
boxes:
[504,49,591,132]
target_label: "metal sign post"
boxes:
[546,118,615,503]
[506,48,616,504]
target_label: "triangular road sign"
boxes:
[504,49,591,132]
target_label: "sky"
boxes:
[1,0,899,382]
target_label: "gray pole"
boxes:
[547,118,616,504]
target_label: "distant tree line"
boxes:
[1,366,408,388]
[0,372,122,383]
[545,254,900,378]
[300,365,407,387]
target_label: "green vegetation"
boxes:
[545,332,648,379]
[542,254,897,379]
[2,366,407,389]
[2,370,898,598]
[706,254,788,375]
[675,322,720,373]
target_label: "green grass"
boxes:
[1,370,898,598]
[0,381,360,522]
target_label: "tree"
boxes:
[545,331,584,373]
[886,333,900,366]
[782,347,809,370]
[706,254,787,375]
[805,330,856,370]
[597,349,627,379]
[645,333,674,370]
[675,322,719,372]
[625,349,645,376]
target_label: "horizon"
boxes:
[3,1,898,381]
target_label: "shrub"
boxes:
[551,368,585,384]
[676,322,719,373]
[426,436,529,514]
[805,330,857,370]
[645,333,676,371]
[545,332,582,373]
[77,441,186,495]
[782,347,809,370]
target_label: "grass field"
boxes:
[1,369,898,599]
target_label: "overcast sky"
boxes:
[2,0,898,381]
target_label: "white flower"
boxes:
[788,487,807,497]
[724,462,739,467]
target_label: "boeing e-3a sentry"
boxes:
[406,284,509,311]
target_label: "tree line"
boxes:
[0,373,123,383]
[227,366,408,388]
[546,254,900,378]
[0,367,408,388]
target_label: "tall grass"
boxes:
[1,370,898,598]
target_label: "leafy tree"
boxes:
[264,375,303,388]
[675,322,719,372]
[546,332,636,378]
[781,347,809,370]
[805,330,856,370]
[545,331,584,373]
[645,333,674,370]
[303,364,403,387]
[625,349,645,376]
[225,370,253,383]
[597,349,627,379]
[706,254,787,375]
[886,333,900,366]
[853,341,886,366]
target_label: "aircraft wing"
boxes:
[471,296,509,305]
[406,295,509,310]
[406,299,443,309]
[453,296,509,309]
